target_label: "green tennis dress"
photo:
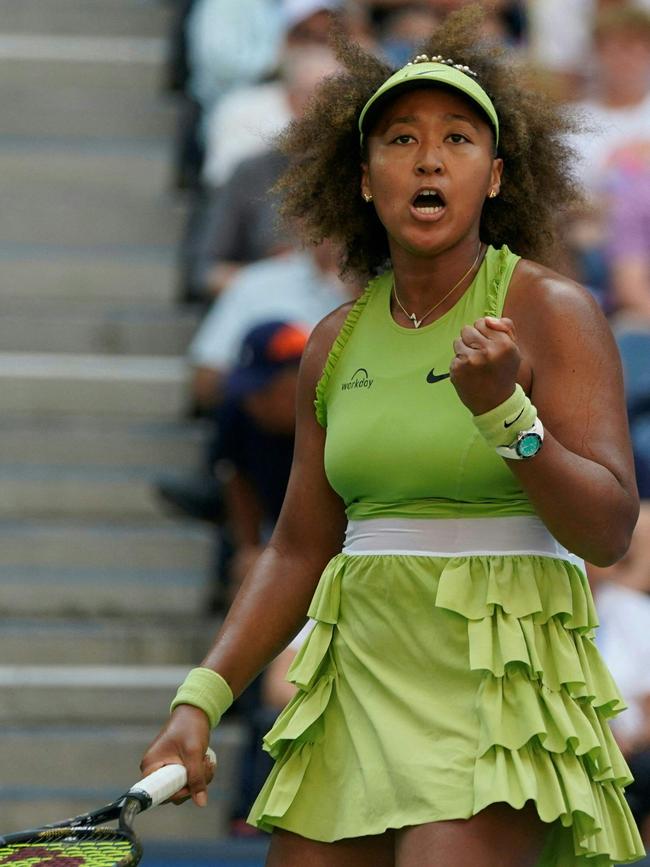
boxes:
[248,245,645,865]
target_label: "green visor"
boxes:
[359,59,499,148]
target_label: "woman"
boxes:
[141,9,645,865]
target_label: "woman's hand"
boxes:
[450,316,522,415]
[139,705,214,807]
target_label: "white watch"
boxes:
[495,417,544,460]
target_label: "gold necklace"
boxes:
[393,243,483,329]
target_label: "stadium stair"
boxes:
[0,0,255,857]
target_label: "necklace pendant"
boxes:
[410,313,422,329]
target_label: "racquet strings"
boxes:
[0,827,141,867]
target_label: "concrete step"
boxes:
[0,416,203,469]
[0,519,211,569]
[0,722,244,841]
[0,666,199,724]
[0,248,179,305]
[0,567,210,617]
[0,520,214,616]
[1,617,218,665]
[0,305,198,355]
[0,722,242,801]
[0,465,170,520]
[0,64,173,142]
[0,35,165,63]
[0,60,173,141]
[0,0,171,37]
[0,353,189,417]
[0,145,181,248]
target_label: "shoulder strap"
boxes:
[485,245,521,318]
[313,282,375,428]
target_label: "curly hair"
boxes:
[275,5,583,280]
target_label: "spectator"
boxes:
[156,320,309,594]
[232,618,316,836]
[609,503,650,594]
[528,0,593,98]
[588,504,650,843]
[173,0,288,295]
[201,5,343,189]
[529,2,650,493]
[187,0,283,132]
[210,322,310,832]
[213,320,309,601]
[262,620,315,710]
[172,0,283,190]
[564,4,650,306]
[615,329,650,498]
[362,0,524,48]
[284,0,344,44]
[572,5,650,195]
[429,0,525,41]
[186,44,341,302]
[606,160,650,323]
[188,240,356,408]
[376,5,441,68]
[188,149,291,303]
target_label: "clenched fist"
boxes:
[450,316,521,415]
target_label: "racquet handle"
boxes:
[128,747,217,808]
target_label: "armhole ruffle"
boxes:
[485,244,520,319]
[313,284,375,428]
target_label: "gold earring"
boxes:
[363,193,373,203]
[488,189,498,199]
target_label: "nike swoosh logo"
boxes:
[504,407,525,428]
[426,369,451,384]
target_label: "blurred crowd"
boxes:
[156,0,650,839]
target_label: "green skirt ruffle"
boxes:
[248,553,645,865]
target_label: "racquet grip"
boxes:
[128,747,217,808]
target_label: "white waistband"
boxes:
[343,516,584,568]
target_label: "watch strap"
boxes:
[495,417,544,460]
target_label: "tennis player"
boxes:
[141,8,645,865]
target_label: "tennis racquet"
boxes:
[0,748,216,867]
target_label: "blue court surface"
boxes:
[140,839,650,867]
[142,840,648,867]
[142,839,269,867]
[141,837,650,867]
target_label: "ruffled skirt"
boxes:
[248,553,645,864]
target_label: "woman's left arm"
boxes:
[450,261,639,566]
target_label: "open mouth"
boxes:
[411,189,446,215]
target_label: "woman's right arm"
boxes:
[139,306,351,804]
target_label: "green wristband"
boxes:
[473,384,537,448]
[170,667,233,730]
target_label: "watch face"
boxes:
[516,432,542,458]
